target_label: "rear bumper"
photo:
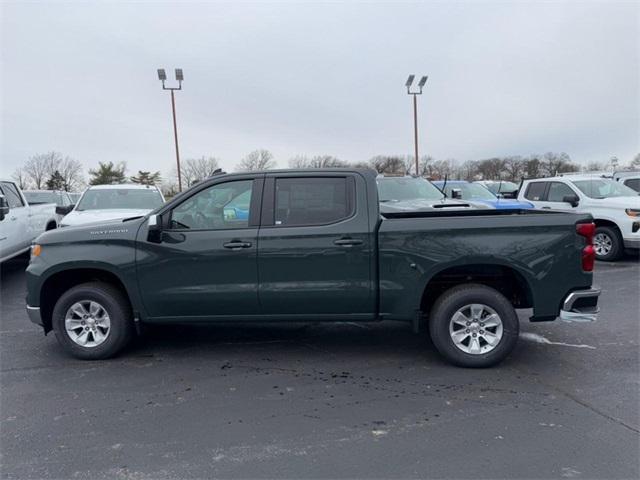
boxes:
[26,305,43,327]
[559,287,600,323]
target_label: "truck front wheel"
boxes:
[429,284,519,368]
[51,282,134,360]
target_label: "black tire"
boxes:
[428,284,519,368]
[594,226,622,262]
[52,282,134,360]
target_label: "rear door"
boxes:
[257,172,374,318]
[0,182,30,259]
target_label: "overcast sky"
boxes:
[1,1,638,180]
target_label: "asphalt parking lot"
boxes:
[1,255,638,479]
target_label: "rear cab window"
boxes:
[524,182,548,201]
[623,178,640,192]
[273,177,355,227]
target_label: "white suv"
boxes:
[518,175,640,261]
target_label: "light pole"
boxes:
[158,68,184,192]
[405,74,428,176]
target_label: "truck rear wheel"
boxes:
[428,284,519,368]
[51,282,133,360]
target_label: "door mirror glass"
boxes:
[0,196,9,221]
[451,188,462,199]
[562,195,580,207]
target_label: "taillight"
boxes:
[576,222,595,271]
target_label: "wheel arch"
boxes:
[39,266,135,333]
[418,262,534,317]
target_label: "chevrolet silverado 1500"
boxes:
[26,169,600,367]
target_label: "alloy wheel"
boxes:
[65,300,111,348]
[448,303,503,355]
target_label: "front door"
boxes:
[257,173,374,317]
[136,177,262,319]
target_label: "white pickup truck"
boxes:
[518,174,640,261]
[0,180,59,262]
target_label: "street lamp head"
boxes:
[405,75,415,87]
[175,68,184,81]
[418,75,428,88]
[157,69,167,81]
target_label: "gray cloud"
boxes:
[1,1,638,178]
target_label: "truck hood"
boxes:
[35,215,146,246]
[60,209,153,227]
[379,198,491,212]
[587,196,640,208]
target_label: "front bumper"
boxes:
[26,305,43,326]
[623,237,640,250]
[559,287,600,323]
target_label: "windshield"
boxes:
[76,188,164,211]
[482,181,518,194]
[23,191,58,204]
[376,177,444,202]
[441,183,496,201]
[572,179,639,199]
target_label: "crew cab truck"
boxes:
[0,180,58,263]
[26,169,600,367]
[518,175,640,261]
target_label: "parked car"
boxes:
[518,175,640,261]
[376,175,491,213]
[475,180,520,198]
[0,180,58,263]
[23,190,75,223]
[613,171,640,193]
[26,169,599,367]
[59,184,165,227]
[433,180,534,210]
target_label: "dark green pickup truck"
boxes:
[26,169,600,367]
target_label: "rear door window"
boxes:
[524,182,548,201]
[274,177,354,226]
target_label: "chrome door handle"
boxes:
[223,241,252,249]
[334,238,363,246]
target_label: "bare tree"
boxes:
[58,156,84,191]
[502,156,526,181]
[24,152,59,189]
[11,167,30,189]
[289,155,347,168]
[584,161,607,172]
[369,155,409,174]
[180,156,221,186]
[22,151,84,191]
[236,149,276,171]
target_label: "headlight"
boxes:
[625,209,640,217]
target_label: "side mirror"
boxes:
[451,188,462,199]
[563,195,579,208]
[501,191,518,199]
[0,196,9,221]
[147,214,163,243]
[55,205,74,215]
